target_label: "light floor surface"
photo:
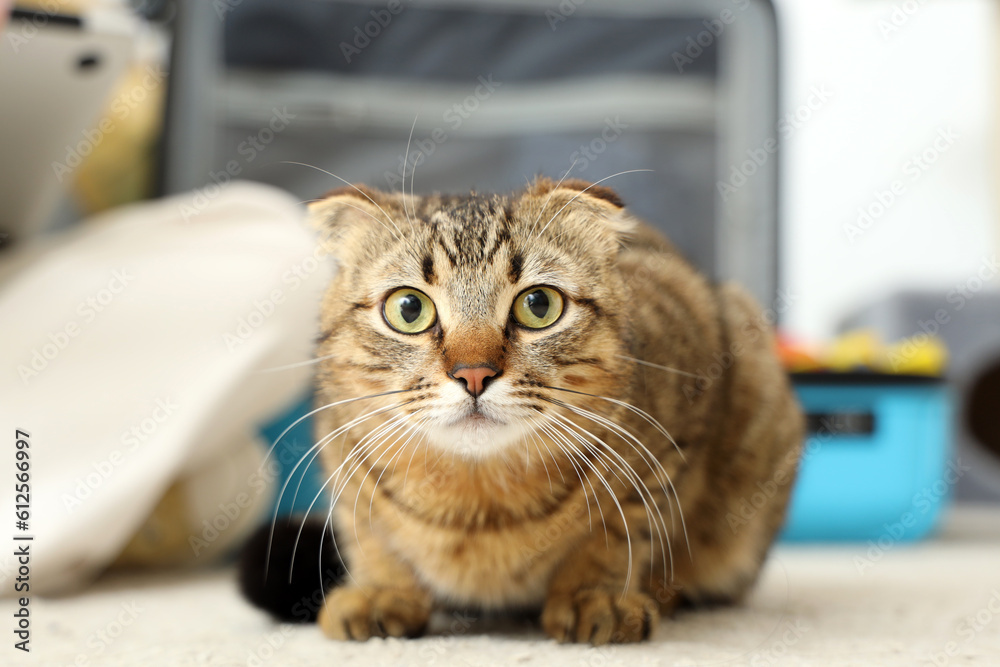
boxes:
[12,506,1000,667]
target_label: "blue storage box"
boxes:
[259,393,327,518]
[782,373,952,542]
[263,374,953,544]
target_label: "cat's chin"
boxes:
[423,412,532,460]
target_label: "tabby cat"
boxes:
[306,177,803,645]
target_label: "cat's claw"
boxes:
[318,586,431,641]
[541,589,659,645]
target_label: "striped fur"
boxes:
[307,178,804,644]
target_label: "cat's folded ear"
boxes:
[525,177,635,250]
[529,177,627,210]
[307,184,398,255]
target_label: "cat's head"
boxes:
[310,177,636,459]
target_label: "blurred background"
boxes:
[2,0,999,592]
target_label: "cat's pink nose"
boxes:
[449,364,499,398]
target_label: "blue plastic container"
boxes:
[264,374,953,544]
[782,373,952,542]
[259,393,327,518]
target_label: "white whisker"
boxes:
[400,116,419,231]
[537,417,634,597]
[332,415,413,550]
[522,159,579,250]
[361,417,427,532]
[281,160,404,238]
[256,352,338,374]
[616,354,701,379]
[534,169,653,240]
[546,396,691,564]
[525,416,556,493]
[548,410,672,583]
[536,421,594,532]
[546,385,686,464]
[264,399,410,579]
[291,412,409,580]
[260,389,411,469]
[270,401,406,557]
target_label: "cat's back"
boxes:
[615,219,803,601]
[615,219,800,464]
[615,222,726,437]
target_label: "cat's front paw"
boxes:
[318,585,431,641]
[541,589,659,645]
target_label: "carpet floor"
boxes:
[13,506,1000,667]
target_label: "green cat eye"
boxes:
[383,288,437,334]
[512,286,564,329]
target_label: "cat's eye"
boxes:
[512,286,564,329]
[383,288,437,334]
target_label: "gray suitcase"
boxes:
[161,0,782,308]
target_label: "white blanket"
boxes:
[0,182,332,595]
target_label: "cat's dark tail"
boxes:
[238,518,346,623]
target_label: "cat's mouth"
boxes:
[449,406,500,427]
[425,403,533,456]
